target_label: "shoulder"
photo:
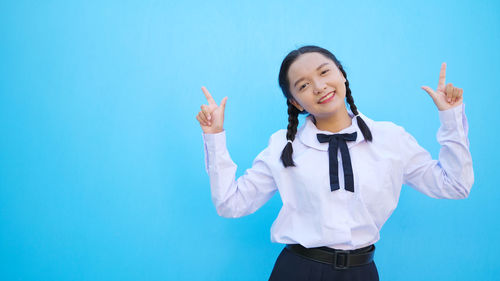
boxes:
[252,129,287,164]
[372,120,405,134]
[267,129,288,149]
[361,114,409,141]
[258,129,289,160]
[270,129,287,140]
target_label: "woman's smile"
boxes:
[318,91,335,104]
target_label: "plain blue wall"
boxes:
[1,0,499,280]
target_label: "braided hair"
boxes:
[278,45,373,167]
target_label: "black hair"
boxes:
[278,45,373,167]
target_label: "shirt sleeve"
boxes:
[202,131,278,218]
[401,103,474,199]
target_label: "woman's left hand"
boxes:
[421,62,464,111]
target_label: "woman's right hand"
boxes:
[196,86,228,134]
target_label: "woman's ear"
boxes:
[290,99,304,112]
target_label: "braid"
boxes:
[338,66,373,142]
[280,100,300,167]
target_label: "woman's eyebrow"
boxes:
[293,62,330,88]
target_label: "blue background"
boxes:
[1,0,499,280]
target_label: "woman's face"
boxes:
[287,52,347,119]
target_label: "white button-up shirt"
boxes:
[202,104,474,250]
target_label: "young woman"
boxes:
[196,45,473,281]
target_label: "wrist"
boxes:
[203,128,224,134]
[437,101,463,112]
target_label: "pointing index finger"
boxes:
[437,62,446,92]
[201,86,216,105]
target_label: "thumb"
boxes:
[421,86,437,99]
[220,97,228,112]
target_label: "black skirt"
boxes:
[268,245,379,281]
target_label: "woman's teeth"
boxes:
[319,92,335,103]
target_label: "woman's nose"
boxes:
[313,82,327,94]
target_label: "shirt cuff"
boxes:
[202,130,227,151]
[438,103,465,128]
[438,103,469,144]
[202,130,227,173]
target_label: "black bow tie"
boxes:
[317,132,357,192]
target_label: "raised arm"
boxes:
[402,63,473,199]
[197,86,278,217]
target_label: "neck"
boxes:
[313,107,353,133]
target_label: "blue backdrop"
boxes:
[1,0,499,280]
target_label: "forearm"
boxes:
[202,131,278,217]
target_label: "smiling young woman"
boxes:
[287,53,350,131]
[196,45,473,281]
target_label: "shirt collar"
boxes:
[297,110,372,151]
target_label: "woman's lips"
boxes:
[318,91,335,104]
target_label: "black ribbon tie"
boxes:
[316,132,357,192]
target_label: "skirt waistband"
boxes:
[285,244,375,270]
[315,244,374,254]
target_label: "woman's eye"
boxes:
[321,69,329,74]
[299,83,307,90]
